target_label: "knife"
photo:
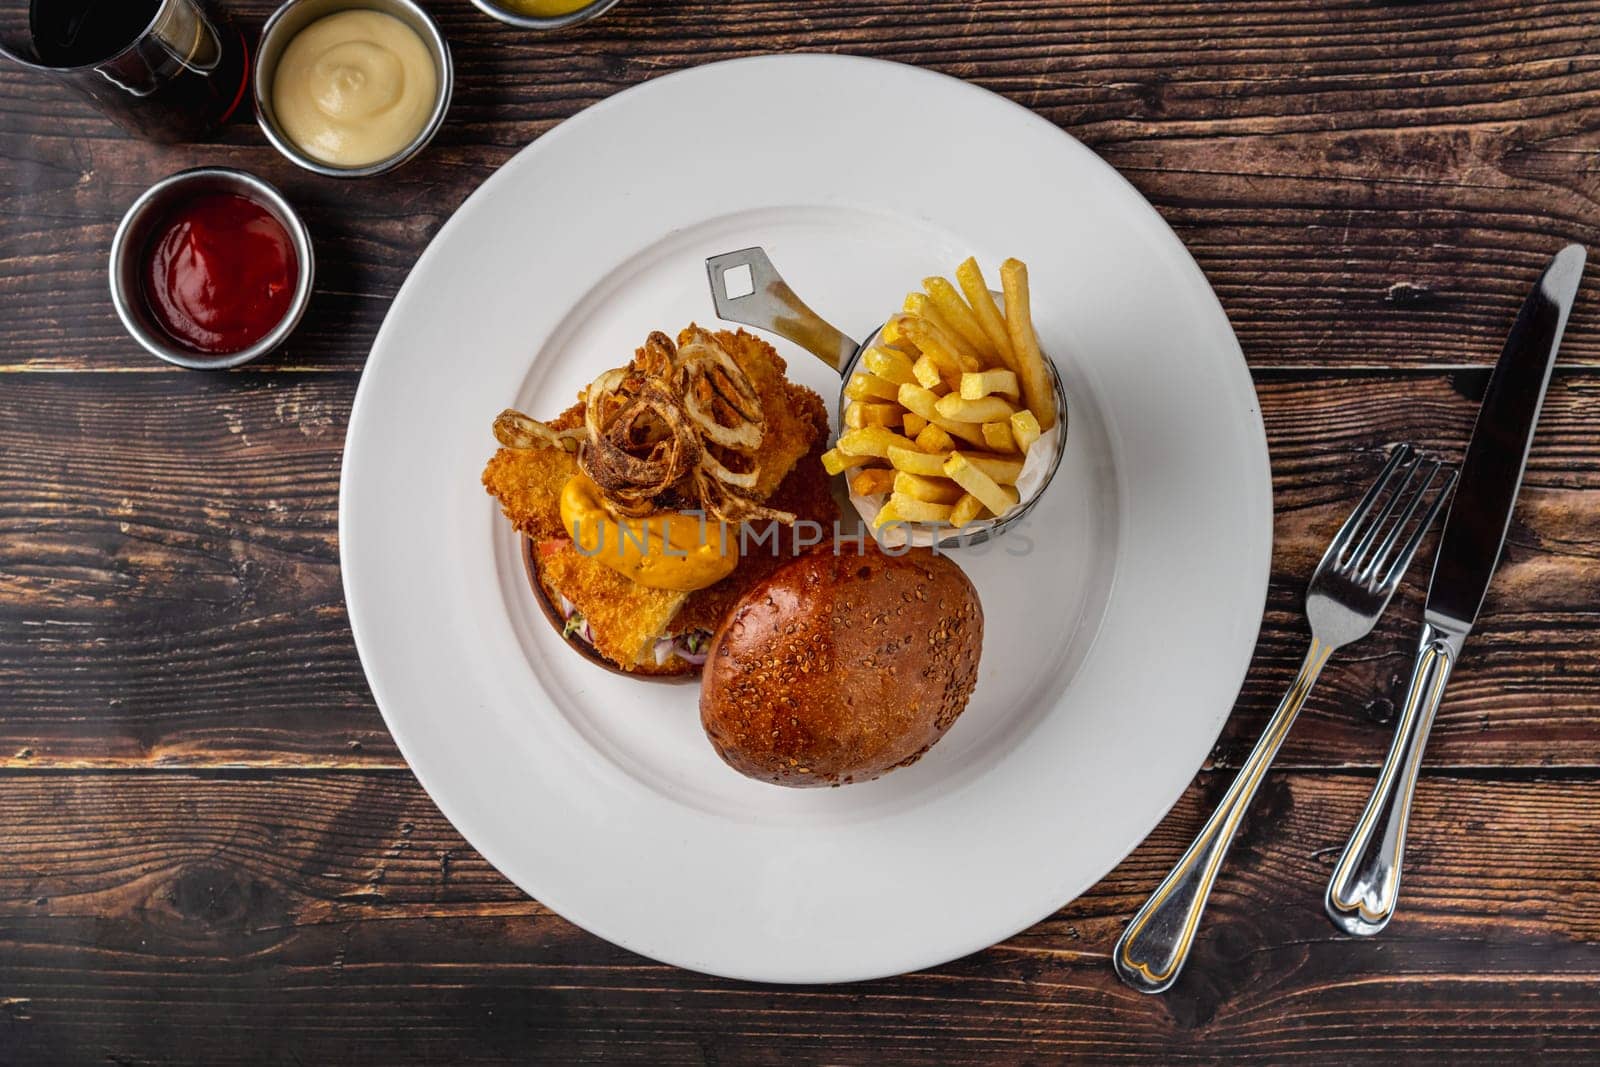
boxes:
[1325,243,1587,936]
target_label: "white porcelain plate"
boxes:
[340,54,1271,983]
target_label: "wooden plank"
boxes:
[3,770,1600,1062]
[2,1,1597,1057]
[2,1,1600,371]
[0,372,378,766]
[2,370,1599,768]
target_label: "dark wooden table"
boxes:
[5,1,1600,1061]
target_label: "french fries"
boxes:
[961,368,1019,401]
[964,453,1025,484]
[945,452,1020,517]
[956,257,1018,374]
[830,255,1057,530]
[893,471,965,505]
[1010,409,1041,453]
[888,444,1021,482]
[912,353,950,391]
[915,423,956,453]
[845,401,905,429]
[874,495,954,527]
[950,493,988,528]
[887,318,965,383]
[981,420,1019,454]
[885,312,982,373]
[872,500,906,528]
[935,394,1017,424]
[837,426,920,459]
[923,276,996,360]
[822,447,873,476]
[999,258,1057,431]
[897,384,989,448]
[906,291,986,367]
[845,371,901,403]
[887,445,948,477]
[864,345,917,386]
[850,467,898,497]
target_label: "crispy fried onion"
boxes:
[495,329,794,524]
[578,365,700,517]
[676,330,764,451]
[493,409,584,452]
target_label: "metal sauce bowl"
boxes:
[469,0,623,30]
[109,167,315,369]
[254,0,453,179]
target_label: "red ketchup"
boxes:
[143,193,297,355]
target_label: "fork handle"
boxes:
[1325,619,1463,936]
[1114,637,1333,993]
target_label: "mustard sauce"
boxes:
[497,0,596,15]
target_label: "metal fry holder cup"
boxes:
[706,246,1068,549]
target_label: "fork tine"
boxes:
[1356,460,1441,585]
[1378,467,1458,592]
[1342,453,1422,572]
[1321,444,1413,572]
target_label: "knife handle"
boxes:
[1326,620,1462,936]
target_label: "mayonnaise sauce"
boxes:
[560,474,739,592]
[271,10,436,168]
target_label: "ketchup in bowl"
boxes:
[143,193,298,355]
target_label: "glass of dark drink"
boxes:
[0,0,249,142]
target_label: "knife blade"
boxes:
[1426,242,1587,633]
[1327,243,1586,937]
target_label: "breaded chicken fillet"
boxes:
[484,328,836,674]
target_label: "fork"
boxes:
[1112,444,1456,994]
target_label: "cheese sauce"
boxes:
[560,474,738,592]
